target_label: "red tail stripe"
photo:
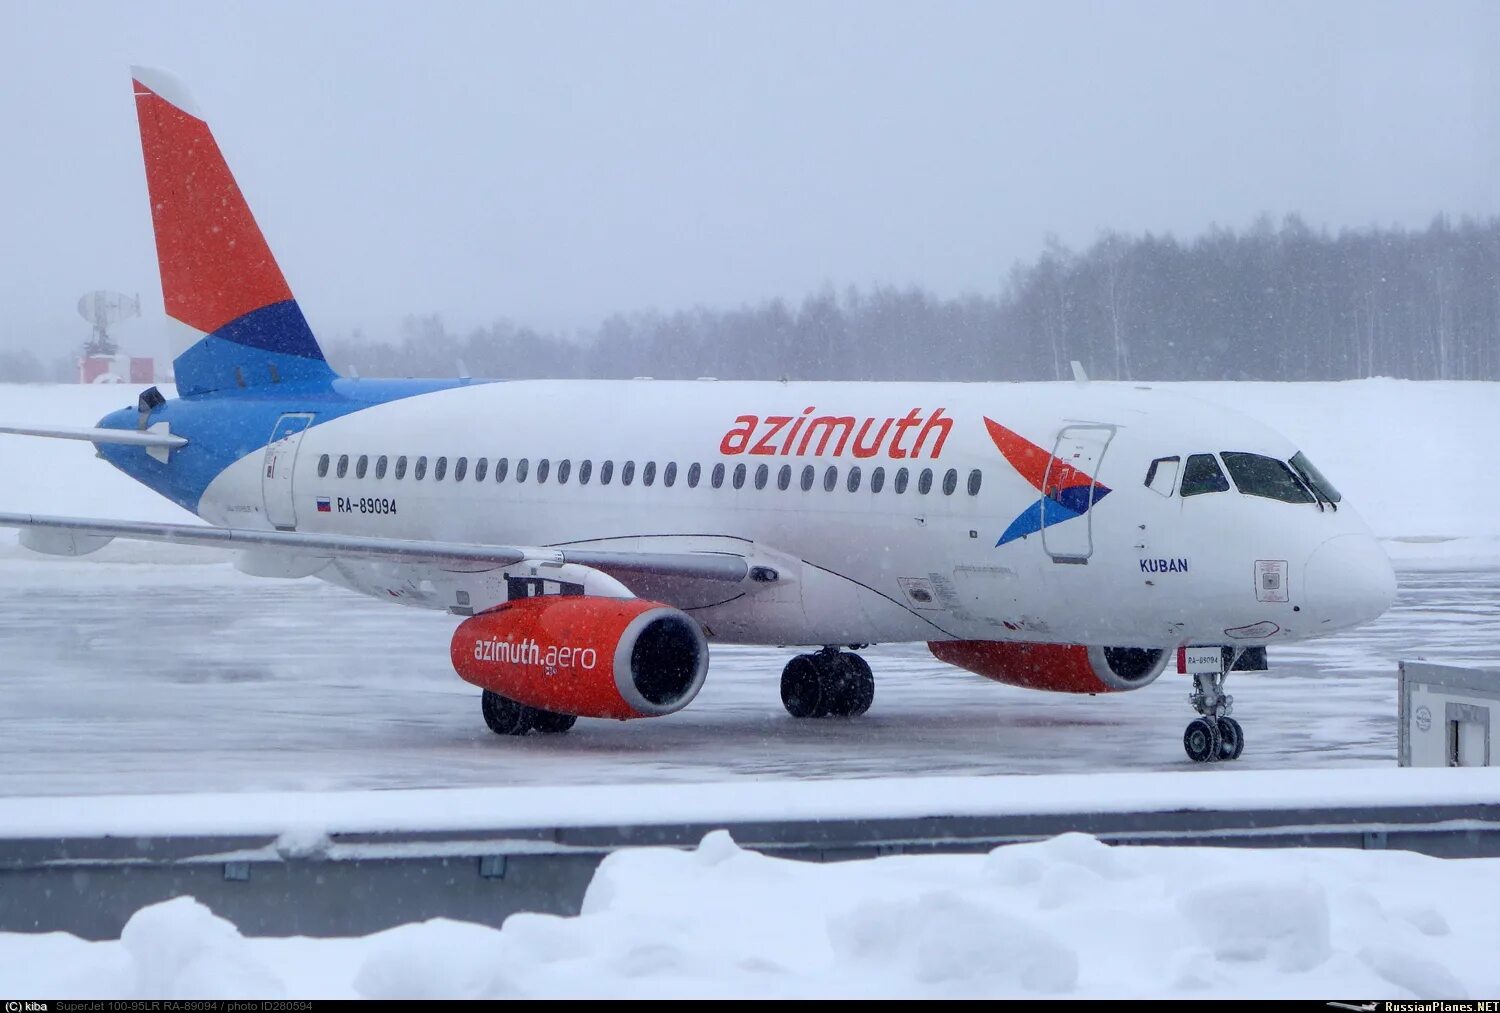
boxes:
[133,81,294,335]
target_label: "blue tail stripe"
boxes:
[173,301,334,397]
[210,299,324,359]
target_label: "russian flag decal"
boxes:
[316,497,331,513]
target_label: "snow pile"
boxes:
[2,832,1494,998]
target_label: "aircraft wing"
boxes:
[0,512,751,582]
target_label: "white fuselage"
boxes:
[199,379,1392,649]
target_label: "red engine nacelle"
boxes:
[928,641,1169,693]
[451,596,709,719]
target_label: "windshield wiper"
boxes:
[1291,462,1333,512]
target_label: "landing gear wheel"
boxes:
[482,690,533,735]
[481,691,577,736]
[780,655,827,718]
[1216,716,1244,760]
[529,708,578,735]
[781,650,876,719]
[831,653,875,718]
[1183,716,1224,763]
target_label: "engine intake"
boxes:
[928,641,1168,693]
[452,596,709,719]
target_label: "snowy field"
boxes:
[3,830,1497,998]
[0,379,1497,999]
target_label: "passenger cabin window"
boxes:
[395,456,408,480]
[1179,453,1229,496]
[536,459,549,484]
[473,458,487,482]
[376,455,389,480]
[414,456,428,481]
[317,454,330,478]
[1144,456,1180,497]
[433,457,447,482]
[621,461,635,486]
[777,464,792,491]
[600,460,614,485]
[1290,451,1342,504]
[894,467,910,494]
[642,462,656,487]
[454,457,467,482]
[754,464,768,490]
[1221,452,1315,504]
[733,464,747,490]
[663,462,677,487]
[558,460,571,484]
[578,460,592,485]
[711,463,725,489]
[336,454,349,478]
[871,467,886,493]
[687,463,701,488]
[823,466,838,492]
[967,469,982,496]
[800,465,815,492]
[515,458,528,483]
[847,466,862,492]
[356,455,368,479]
[494,458,508,483]
[917,468,933,494]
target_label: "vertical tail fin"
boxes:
[131,66,335,396]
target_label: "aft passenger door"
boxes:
[262,413,314,530]
[1041,424,1114,564]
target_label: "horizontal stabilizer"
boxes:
[0,512,751,583]
[0,424,187,449]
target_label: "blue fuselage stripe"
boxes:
[95,378,484,514]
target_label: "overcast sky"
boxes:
[2,1,1497,357]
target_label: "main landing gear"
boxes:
[481,690,578,736]
[1183,665,1244,763]
[780,647,875,719]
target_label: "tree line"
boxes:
[323,215,1500,383]
[9,215,1498,383]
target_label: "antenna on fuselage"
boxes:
[1070,360,1089,385]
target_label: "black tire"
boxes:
[1217,716,1244,761]
[529,708,579,734]
[481,690,534,736]
[780,654,826,718]
[1183,716,1223,763]
[834,653,875,718]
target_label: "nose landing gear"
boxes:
[1183,662,1245,763]
[781,647,875,718]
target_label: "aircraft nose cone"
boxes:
[1302,533,1397,630]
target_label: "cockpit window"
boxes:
[1179,453,1230,496]
[1221,452,1315,504]
[1290,451,1342,504]
[1144,456,1180,497]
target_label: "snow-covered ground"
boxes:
[2,830,1495,998]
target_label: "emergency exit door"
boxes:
[262,413,314,530]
